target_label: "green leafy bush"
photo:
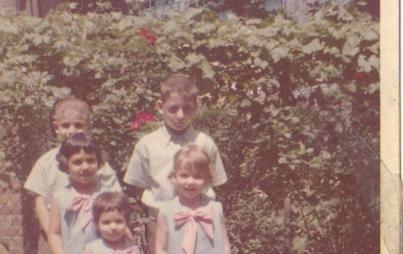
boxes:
[0,4,379,253]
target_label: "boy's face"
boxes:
[157,93,197,133]
[54,110,90,141]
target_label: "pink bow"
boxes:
[114,247,138,254]
[67,194,93,229]
[174,208,214,254]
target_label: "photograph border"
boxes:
[381,0,400,253]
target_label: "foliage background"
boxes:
[0,2,379,253]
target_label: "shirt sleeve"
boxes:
[24,152,50,197]
[215,201,224,216]
[123,140,151,188]
[207,140,227,186]
[98,162,122,192]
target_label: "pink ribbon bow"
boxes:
[174,208,214,254]
[114,247,138,254]
[67,194,93,229]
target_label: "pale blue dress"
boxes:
[84,238,141,254]
[159,196,226,254]
[53,181,108,254]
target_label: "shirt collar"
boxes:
[161,124,196,144]
[64,176,101,191]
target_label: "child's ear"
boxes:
[170,173,177,184]
[53,121,60,136]
[156,99,164,115]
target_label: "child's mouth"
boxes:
[80,173,93,178]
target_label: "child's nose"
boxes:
[176,109,185,118]
[110,223,118,230]
[81,161,91,169]
[187,177,196,185]
[68,126,78,134]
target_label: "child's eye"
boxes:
[115,219,125,224]
[72,159,82,166]
[194,174,203,179]
[179,173,189,178]
[61,123,71,129]
[168,106,179,113]
[86,158,97,164]
[183,105,194,113]
[101,220,111,225]
[74,123,84,129]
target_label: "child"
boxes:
[123,74,227,252]
[155,144,231,254]
[48,132,118,254]
[83,192,141,254]
[24,97,121,242]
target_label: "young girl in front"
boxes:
[82,191,141,254]
[155,144,231,254]
[48,132,116,254]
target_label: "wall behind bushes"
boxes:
[0,3,379,253]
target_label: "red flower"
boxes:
[138,27,157,45]
[353,71,366,81]
[131,111,155,131]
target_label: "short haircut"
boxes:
[92,192,131,223]
[160,73,199,102]
[53,97,91,122]
[172,144,214,183]
[56,132,104,173]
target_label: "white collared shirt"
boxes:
[124,125,227,208]
[24,146,121,208]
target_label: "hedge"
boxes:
[0,4,379,253]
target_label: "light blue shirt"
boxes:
[159,196,226,254]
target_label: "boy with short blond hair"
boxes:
[24,97,121,241]
[124,73,227,253]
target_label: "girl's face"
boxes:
[67,149,98,187]
[97,209,127,244]
[172,167,208,202]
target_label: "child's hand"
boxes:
[125,227,137,243]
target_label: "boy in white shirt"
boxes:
[24,97,121,249]
[124,74,227,253]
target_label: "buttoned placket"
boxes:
[162,125,193,152]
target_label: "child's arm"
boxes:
[47,197,64,254]
[24,151,53,234]
[205,139,227,187]
[34,195,50,236]
[155,212,168,254]
[220,214,231,254]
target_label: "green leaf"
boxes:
[253,57,268,69]
[278,157,287,164]
[346,83,357,93]
[342,43,359,57]
[302,38,323,54]
[357,54,377,72]
[199,60,215,79]
[271,46,289,63]
[367,82,380,94]
[186,53,203,66]
[167,55,186,71]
